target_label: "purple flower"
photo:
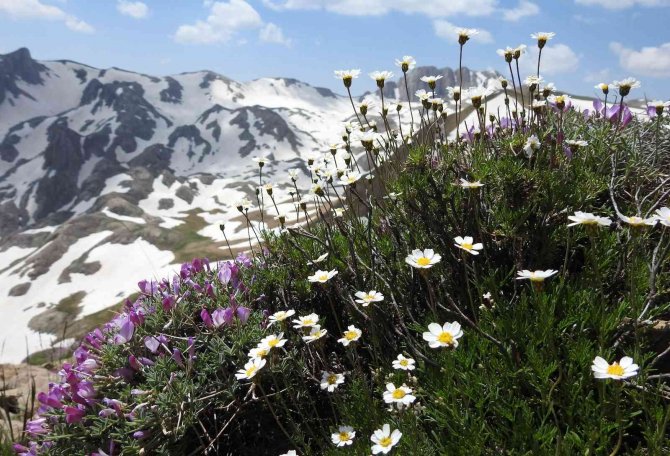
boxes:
[133,430,150,440]
[162,295,176,312]
[64,405,86,424]
[144,336,160,353]
[200,309,214,328]
[211,308,228,328]
[112,317,135,345]
[138,280,158,295]
[236,252,252,267]
[25,418,48,436]
[172,349,185,368]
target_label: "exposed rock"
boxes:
[8,282,30,296]
[175,184,195,204]
[158,198,174,210]
[0,48,48,104]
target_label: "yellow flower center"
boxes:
[345,331,358,340]
[607,363,625,376]
[438,332,454,344]
[530,274,544,282]
[392,389,406,400]
[328,375,338,384]
[267,338,279,348]
[256,349,268,358]
[275,312,286,320]
[339,432,350,441]
[245,366,257,377]
[318,274,329,281]
[303,318,314,325]
[416,257,431,266]
[379,436,392,447]
[462,243,473,250]
[399,359,408,366]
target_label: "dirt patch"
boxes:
[7,282,30,297]
[27,292,84,335]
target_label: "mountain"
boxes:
[0,48,501,363]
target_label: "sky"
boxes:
[0,0,669,99]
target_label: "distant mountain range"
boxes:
[0,47,501,363]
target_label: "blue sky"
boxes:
[0,0,669,98]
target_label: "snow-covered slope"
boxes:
[0,48,502,363]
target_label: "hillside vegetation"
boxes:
[3,33,670,455]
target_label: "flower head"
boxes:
[654,207,670,227]
[405,249,441,269]
[235,357,266,381]
[595,82,609,95]
[292,313,320,329]
[454,236,483,255]
[457,28,479,45]
[497,47,515,63]
[320,371,345,392]
[392,354,416,371]
[338,325,362,346]
[335,69,361,88]
[369,71,394,88]
[259,333,287,351]
[371,424,402,454]
[423,322,463,348]
[302,325,327,343]
[252,156,268,167]
[395,56,416,72]
[308,269,338,283]
[567,211,612,227]
[516,269,558,282]
[531,31,555,48]
[340,172,361,186]
[592,356,639,380]
[383,383,416,406]
[459,178,484,188]
[523,134,541,157]
[612,77,640,97]
[332,425,356,447]
[420,75,443,89]
[354,290,384,306]
[619,214,657,227]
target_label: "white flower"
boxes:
[592,356,639,380]
[595,82,609,93]
[459,178,484,188]
[405,249,441,269]
[447,86,461,100]
[565,139,588,148]
[332,425,356,447]
[235,198,252,211]
[466,86,492,105]
[333,207,345,218]
[654,207,670,227]
[371,424,402,454]
[454,236,483,255]
[235,358,266,381]
[338,325,362,346]
[279,451,297,456]
[288,169,299,181]
[248,345,270,360]
[548,94,571,106]
[259,333,287,351]
[619,214,657,227]
[384,192,403,201]
[307,252,329,265]
[292,313,320,329]
[567,211,612,227]
[320,371,345,392]
[392,354,416,371]
[457,28,479,41]
[611,77,641,95]
[531,31,556,42]
[497,47,515,59]
[302,325,327,343]
[340,172,361,186]
[383,383,416,406]
[423,322,463,348]
[516,269,558,282]
[532,100,547,109]
[395,56,416,71]
[356,129,383,146]
[308,269,338,283]
[543,82,556,93]
[415,89,431,101]
[420,75,443,84]
[354,290,384,306]
[252,156,269,166]
[369,70,394,82]
[523,134,541,157]
[524,75,543,87]
[334,69,361,84]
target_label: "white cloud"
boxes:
[0,0,94,32]
[521,44,581,75]
[117,1,149,19]
[575,0,670,9]
[502,0,539,21]
[433,20,493,44]
[610,42,670,77]
[584,68,611,83]
[174,0,263,44]
[259,22,291,46]
[263,0,499,17]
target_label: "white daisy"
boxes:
[235,358,266,381]
[308,269,338,283]
[320,371,345,392]
[331,426,356,447]
[383,383,416,406]
[619,214,657,227]
[302,325,327,343]
[259,333,287,351]
[654,207,670,227]
[423,322,463,348]
[592,356,639,380]
[453,236,483,255]
[516,269,558,282]
[392,354,416,371]
[567,211,612,227]
[338,325,362,346]
[292,313,320,329]
[395,56,416,72]
[405,249,441,269]
[354,290,384,306]
[371,424,402,455]
[459,178,484,188]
